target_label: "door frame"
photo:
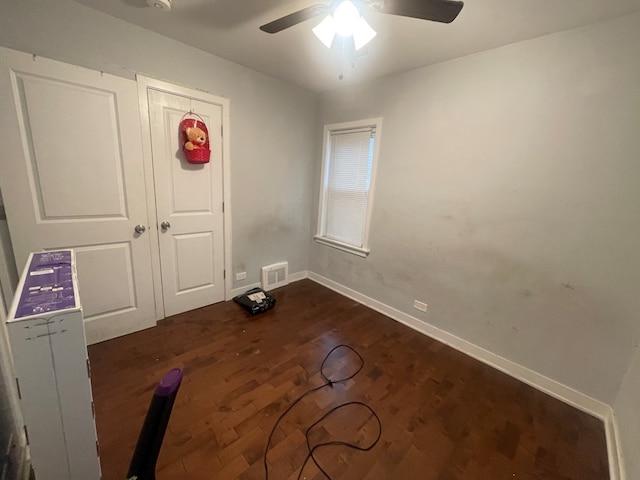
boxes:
[136,75,232,319]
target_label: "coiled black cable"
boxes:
[263,345,382,480]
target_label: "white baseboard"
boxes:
[306,271,622,480]
[288,270,308,283]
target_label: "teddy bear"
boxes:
[184,126,207,150]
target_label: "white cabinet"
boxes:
[6,250,101,480]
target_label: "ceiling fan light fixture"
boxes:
[312,0,376,50]
[352,17,376,50]
[313,15,337,48]
[333,0,361,37]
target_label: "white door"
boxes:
[0,48,156,344]
[147,88,225,316]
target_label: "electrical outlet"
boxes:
[414,300,427,313]
[235,272,247,281]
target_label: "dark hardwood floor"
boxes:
[88,279,609,480]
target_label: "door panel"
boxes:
[18,74,127,219]
[74,244,137,319]
[0,48,156,344]
[174,232,216,292]
[171,156,214,212]
[148,89,224,317]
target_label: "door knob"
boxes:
[161,221,171,230]
[134,224,146,234]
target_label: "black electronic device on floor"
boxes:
[233,287,276,315]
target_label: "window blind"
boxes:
[324,127,375,247]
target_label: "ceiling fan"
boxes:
[259,0,464,35]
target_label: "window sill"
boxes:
[314,236,370,257]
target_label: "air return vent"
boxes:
[261,262,288,291]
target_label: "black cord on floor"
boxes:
[263,345,382,480]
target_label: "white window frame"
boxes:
[314,117,382,257]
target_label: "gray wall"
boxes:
[312,12,640,406]
[0,0,318,289]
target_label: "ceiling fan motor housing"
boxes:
[146,0,171,12]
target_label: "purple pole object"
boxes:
[155,368,183,397]
[127,368,184,480]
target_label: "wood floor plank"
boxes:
[89,280,609,479]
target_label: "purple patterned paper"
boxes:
[15,251,77,319]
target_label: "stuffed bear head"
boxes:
[184,126,207,150]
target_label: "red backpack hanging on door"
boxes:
[180,113,211,164]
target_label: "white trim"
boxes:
[136,77,165,322]
[315,117,382,256]
[314,235,370,257]
[306,271,624,477]
[607,410,625,480]
[220,94,233,301]
[18,445,31,480]
[135,75,233,309]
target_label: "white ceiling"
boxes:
[71,0,640,92]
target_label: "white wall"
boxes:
[0,0,318,289]
[312,12,640,406]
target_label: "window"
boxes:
[315,117,382,257]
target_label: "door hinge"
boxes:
[221,125,223,137]
[15,378,21,399]
[223,270,226,279]
[24,425,29,445]
[86,358,92,379]
[222,202,225,213]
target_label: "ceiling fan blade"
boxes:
[372,0,464,24]
[260,4,330,33]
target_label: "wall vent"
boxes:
[261,262,288,291]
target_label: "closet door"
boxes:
[147,88,225,316]
[0,47,156,344]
